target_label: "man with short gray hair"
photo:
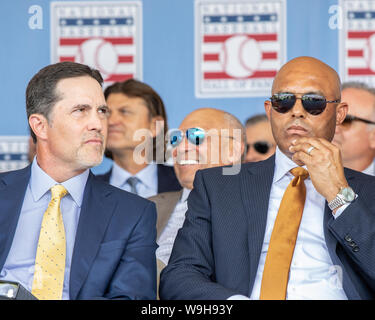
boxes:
[333,81,375,175]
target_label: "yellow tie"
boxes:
[260,167,309,300]
[32,184,68,300]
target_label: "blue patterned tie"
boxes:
[126,176,140,195]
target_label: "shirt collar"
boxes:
[362,161,375,175]
[273,146,308,183]
[111,161,158,189]
[30,157,89,207]
[180,188,192,203]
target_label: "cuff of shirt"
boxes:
[332,203,350,219]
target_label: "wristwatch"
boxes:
[328,186,357,211]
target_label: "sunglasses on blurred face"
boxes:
[341,114,375,129]
[247,141,273,154]
[270,93,340,115]
[169,128,206,147]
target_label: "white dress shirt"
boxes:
[156,188,191,265]
[231,147,348,300]
[109,161,158,198]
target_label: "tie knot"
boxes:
[50,184,68,199]
[126,176,140,188]
[290,167,309,180]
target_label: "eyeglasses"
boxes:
[247,141,273,154]
[169,127,206,147]
[270,93,340,115]
[341,114,375,128]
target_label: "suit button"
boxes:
[353,246,360,252]
[344,235,352,242]
[349,241,357,247]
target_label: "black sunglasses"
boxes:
[247,141,272,154]
[342,114,375,127]
[270,93,340,115]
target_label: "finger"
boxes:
[289,142,316,155]
[292,137,325,150]
[290,138,328,155]
[292,150,312,166]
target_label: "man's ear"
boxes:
[29,114,49,141]
[336,102,348,125]
[150,116,165,138]
[264,100,272,120]
[369,127,375,150]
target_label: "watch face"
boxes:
[341,187,355,202]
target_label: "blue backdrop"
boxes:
[0,0,340,173]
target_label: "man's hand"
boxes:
[289,137,348,203]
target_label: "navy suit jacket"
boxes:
[96,164,181,194]
[0,165,157,300]
[160,155,375,300]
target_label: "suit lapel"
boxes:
[69,173,117,299]
[0,166,31,270]
[239,156,275,294]
[155,190,182,240]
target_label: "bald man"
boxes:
[333,82,375,174]
[160,57,375,300]
[148,108,245,293]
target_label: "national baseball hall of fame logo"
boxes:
[195,0,286,98]
[340,0,375,86]
[51,1,142,85]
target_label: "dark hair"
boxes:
[26,61,103,143]
[104,79,168,161]
[245,114,269,127]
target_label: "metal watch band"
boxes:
[328,195,346,211]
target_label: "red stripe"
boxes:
[347,49,364,57]
[348,31,375,39]
[106,74,133,82]
[59,37,133,46]
[59,56,76,62]
[203,70,277,79]
[118,56,134,63]
[348,68,375,76]
[262,52,277,59]
[204,53,220,61]
[203,33,277,43]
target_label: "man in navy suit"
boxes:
[160,56,375,300]
[0,62,157,300]
[96,79,181,197]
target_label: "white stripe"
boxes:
[113,45,136,55]
[202,41,279,54]
[201,61,223,72]
[115,63,136,74]
[58,46,79,56]
[346,39,367,50]
[345,57,368,68]
[258,59,279,70]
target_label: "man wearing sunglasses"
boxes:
[149,108,245,294]
[245,114,276,162]
[160,56,375,300]
[333,82,375,175]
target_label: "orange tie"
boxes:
[260,167,309,300]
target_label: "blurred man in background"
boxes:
[96,79,181,197]
[333,82,375,175]
[149,108,245,290]
[245,114,276,162]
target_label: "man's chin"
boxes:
[77,150,104,169]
